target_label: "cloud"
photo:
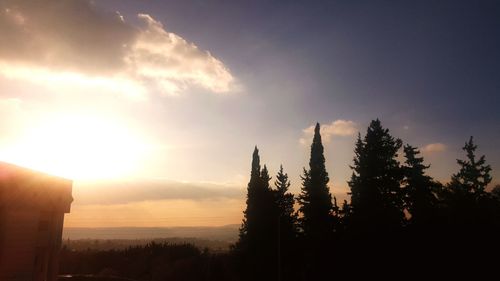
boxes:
[127,14,235,95]
[0,0,236,97]
[421,143,447,153]
[73,179,245,205]
[300,120,358,145]
[0,0,133,74]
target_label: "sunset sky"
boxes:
[0,0,499,227]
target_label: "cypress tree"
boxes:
[298,123,335,241]
[260,164,278,249]
[297,123,336,280]
[348,119,404,233]
[236,146,262,250]
[296,123,336,281]
[235,147,278,281]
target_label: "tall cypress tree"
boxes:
[298,123,334,243]
[348,119,404,233]
[297,123,335,279]
[237,146,262,250]
[235,147,278,281]
[402,145,440,226]
[260,164,278,250]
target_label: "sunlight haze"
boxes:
[0,0,498,228]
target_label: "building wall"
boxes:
[0,163,72,281]
[0,209,66,281]
[0,209,39,281]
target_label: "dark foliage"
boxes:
[233,148,279,281]
[273,165,299,281]
[62,120,500,280]
[402,144,441,227]
[59,242,237,281]
[295,123,337,279]
[297,123,335,240]
[348,119,404,234]
[442,136,497,227]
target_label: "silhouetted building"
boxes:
[0,162,73,281]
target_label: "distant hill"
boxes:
[63,225,239,241]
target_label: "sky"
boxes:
[0,0,499,227]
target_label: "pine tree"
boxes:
[297,123,335,243]
[491,184,500,200]
[340,200,351,220]
[273,165,298,281]
[449,136,492,199]
[446,137,493,226]
[274,165,298,241]
[402,144,439,226]
[348,119,404,233]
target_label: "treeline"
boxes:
[62,237,232,252]
[60,119,500,280]
[232,119,500,280]
[59,242,238,281]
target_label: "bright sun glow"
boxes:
[0,113,150,180]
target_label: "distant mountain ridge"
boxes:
[63,225,239,241]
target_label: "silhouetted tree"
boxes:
[259,163,280,249]
[236,146,262,251]
[340,200,351,218]
[402,145,440,226]
[449,136,492,198]
[445,137,493,226]
[297,123,335,279]
[234,147,278,281]
[348,119,404,234]
[491,184,500,200]
[489,184,500,229]
[274,165,298,241]
[273,165,298,280]
[298,123,335,238]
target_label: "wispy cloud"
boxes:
[300,120,358,145]
[128,14,235,95]
[0,0,236,97]
[421,143,447,153]
[73,179,244,205]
